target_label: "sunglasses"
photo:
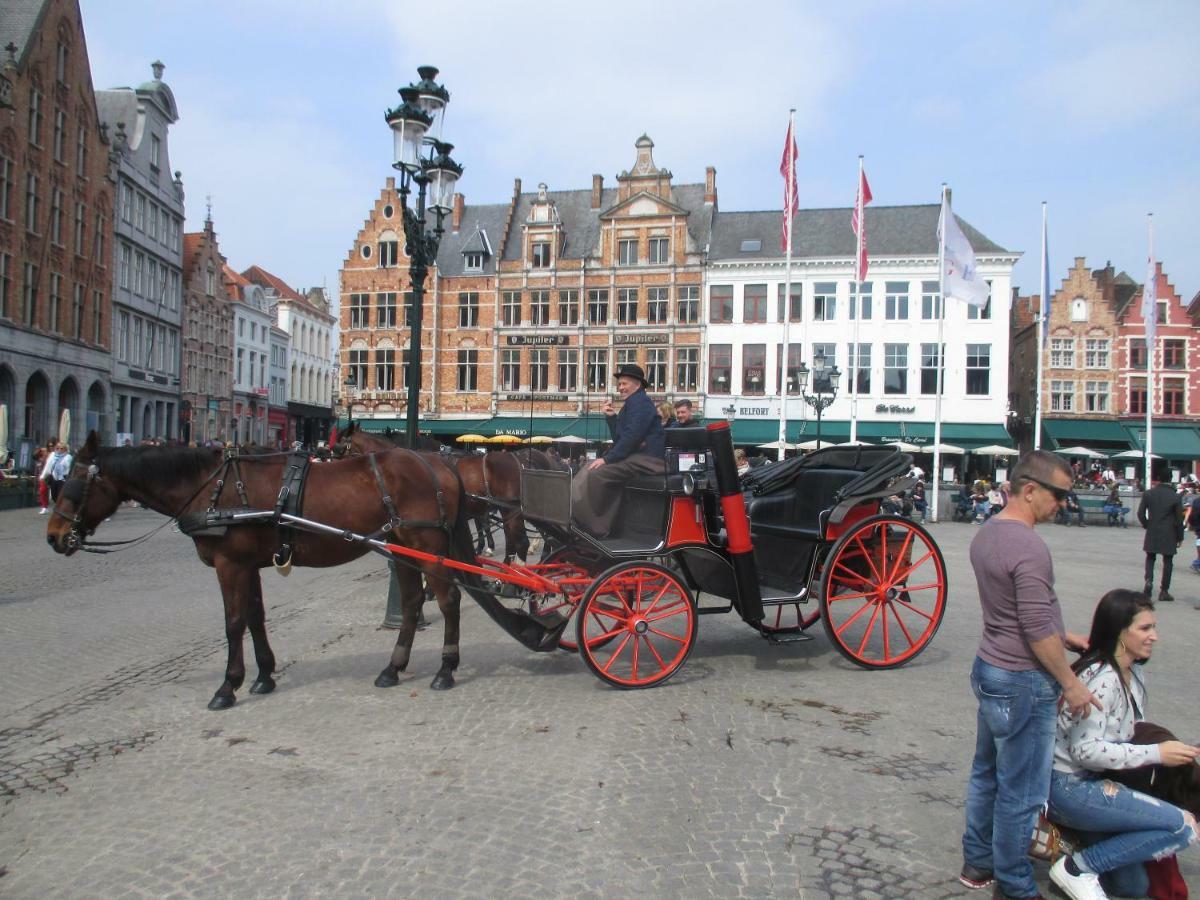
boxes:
[1023,477,1070,502]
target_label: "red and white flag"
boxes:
[780,117,798,252]
[851,164,873,282]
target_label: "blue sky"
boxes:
[82,0,1200,305]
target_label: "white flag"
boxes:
[1142,250,1158,347]
[938,194,990,307]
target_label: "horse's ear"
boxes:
[83,431,100,457]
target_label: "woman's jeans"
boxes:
[1049,770,1195,897]
[962,657,1060,898]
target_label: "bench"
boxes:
[1058,493,1129,527]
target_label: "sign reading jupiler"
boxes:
[505,335,569,346]
[613,334,669,345]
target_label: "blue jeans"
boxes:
[1049,770,1195,897]
[962,657,1060,897]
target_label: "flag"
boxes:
[780,118,798,252]
[1039,205,1051,346]
[1142,251,1158,348]
[851,165,873,282]
[937,194,990,307]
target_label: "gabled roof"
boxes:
[222,263,249,289]
[599,189,690,220]
[0,0,48,68]
[241,265,304,301]
[182,233,205,277]
[459,225,493,257]
[709,204,1011,262]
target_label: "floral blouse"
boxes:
[1052,661,1162,775]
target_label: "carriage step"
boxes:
[763,629,815,644]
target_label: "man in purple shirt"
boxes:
[960,450,1099,899]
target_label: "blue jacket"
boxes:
[605,388,665,463]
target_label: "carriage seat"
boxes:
[627,472,691,494]
[747,467,862,541]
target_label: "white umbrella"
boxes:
[924,442,966,455]
[834,439,871,446]
[1054,445,1106,459]
[58,409,71,447]
[882,440,922,453]
[0,403,8,465]
[971,444,1019,457]
[795,439,827,451]
[757,439,800,450]
[1112,449,1160,460]
[552,435,588,444]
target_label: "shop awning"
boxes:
[1042,418,1133,450]
[1125,424,1200,460]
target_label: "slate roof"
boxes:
[241,265,304,302]
[0,0,47,68]
[95,89,140,146]
[709,204,1011,262]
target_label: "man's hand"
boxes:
[588,458,606,471]
[602,398,615,416]
[1062,677,1102,718]
[1064,631,1089,653]
[1158,741,1200,766]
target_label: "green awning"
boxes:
[1125,424,1200,459]
[1042,418,1132,450]
[786,420,1011,450]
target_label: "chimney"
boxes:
[704,166,717,205]
[452,192,465,232]
[591,174,604,209]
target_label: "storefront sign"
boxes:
[504,394,562,402]
[875,403,916,414]
[505,335,569,346]
[613,333,669,345]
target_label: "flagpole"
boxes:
[850,155,863,444]
[777,109,796,462]
[1144,213,1155,489]
[932,184,947,523]
[1034,201,1047,451]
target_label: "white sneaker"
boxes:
[1050,856,1108,900]
[39,508,48,515]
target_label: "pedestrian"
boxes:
[39,441,73,512]
[34,438,55,513]
[670,398,697,428]
[1046,588,1199,898]
[1185,488,1200,577]
[911,479,927,523]
[960,449,1098,899]
[734,448,751,478]
[657,400,675,427]
[1137,462,1184,603]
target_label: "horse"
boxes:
[333,423,531,564]
[45,432,477,708]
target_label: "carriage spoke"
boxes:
[895,580,942,594]
[855,603,883,656]
[640,579,675,617]
[630,631,639,682]
[884,530,916,584]
[641,635,668,669]
[645,600,689,622]
[599,634,633,674]
[832,561,874,586]
[886,549,936,586]
[890,597,936,621]
[881,600,890,659]
[833,597,875,637]
[826,590,875,603]
[852,534,884,583]
[585,624,625,648]
[884,601,918,647]
[646,626,688,645]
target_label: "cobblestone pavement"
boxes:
[1,505,1197,898]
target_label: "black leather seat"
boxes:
[627,472,690,494]
[748,468,861,540]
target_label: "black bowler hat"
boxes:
[613,363,648,387]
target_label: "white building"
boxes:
[225,266,273,445]
[703,204,1020,450]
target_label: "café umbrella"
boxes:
[58,409,71,447]
[0,403,8,465]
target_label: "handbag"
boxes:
[1028,809,1075,862]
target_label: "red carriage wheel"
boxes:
[577,562,697,689]
[532,546,607,652]
[818,515,946,669]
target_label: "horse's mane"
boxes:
[98,445,223,485]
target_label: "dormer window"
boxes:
[464,252,483,272]
[531,242,551,268]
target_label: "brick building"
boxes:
[0,0,113,459]
[339,135,711,438]
[179,214,233,445]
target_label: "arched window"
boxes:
[1070,297,1087,322]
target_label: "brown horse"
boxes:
[45,432,476,708]
[334,423,530,563]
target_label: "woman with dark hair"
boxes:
[1048,589,1199,899]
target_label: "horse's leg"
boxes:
[473,515,485,555]
[209,560,255,710]
[375,563,423,688]
[428,569,461,691]
[246,569,277,695]
[503,511,530,564]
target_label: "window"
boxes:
[377,292,397,328]
[464,252,483,271]
[1129,378,1147,415]
[120,184,133,224]
[647,287,668,323]
[1070,297,1087,322]
[1050,338,1075,368]
[965,343,990,395]
[403,292,416,327]
[76,125,87,177]
[557,349,578,392]
[28,88,43,146]
[531,241,551,268]
[377,240,398,267]
[502,291,521,326]
[349,293,369,328]
[117,311,130,361]
[1163,378,1185,415]
[586,349,608,391]
[149,204,159,241]
[848,343,871,394]
[1156,300,1167,325]
[587,289,608,325]
[48,273,61,333]
[135,194,146,231]
[742,344,766,395]
[885,281,909,320]
[883,343,907,394]
[1084,380,1110,413]
[615,348,637,371]
[813,282,836,321]
[810,344,837,394]
[500,349,520,390]
[920,343,943,395]
[709,285,733,323]
[776,343,803,394]
[967,286,992,320]
[133,252,145,296]
[50,188,63,244]
[617,288,638,324]
[457,349,478,391]
[558,289,578,325]
[529,349,549,391]
[0,253,9,319]
[530,290,550,326]
[676,347,699,392]
[1083,338,1109,369]
[921,281,942,320]
[646,348,667,391]
[73,201,85,255]
[709,344,732,394]
[347,350,367,390]
[677,285,699,323]
[648,237,669,264]
[0,156,12,220]
[376,348,396,391]
[118,244,131,290]
[56,42,68,82]
[458,292,479,327]
[850,283,872,320]
[24,173,39,232]
[1129,338,1147,370]
[743,284,767,323]
[617,238,638,266]
[205,263,216,296]
[151,135,161,171]
[777,282,802,323]
[1163,339,1185,369]
[53,109,66,163]
[1050,380,1074,412]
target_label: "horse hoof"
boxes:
[430,673,455,691]
[249,678,276,695]
[374,669,400,689]
[208,693,236,710]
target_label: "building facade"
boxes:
[0,0,114,460]
[96,61,184,444]
[226,265,272,446]
[179,215,232,445]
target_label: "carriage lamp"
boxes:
[796,353,841,451]
[384,66,463,449]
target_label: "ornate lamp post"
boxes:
[796,351,841,450]
[385,66,463,450]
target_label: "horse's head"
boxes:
[46,431,122,556]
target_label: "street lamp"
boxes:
[795,352,841,450]
[385,66,463,450]
[342,374,357,428]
